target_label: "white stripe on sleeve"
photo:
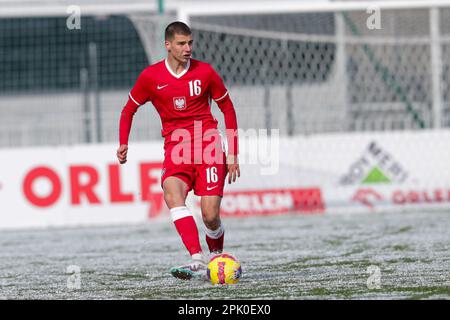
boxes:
[214,91,229,102]
[128,92,141,106]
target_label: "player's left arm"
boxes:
[210,67,240,184]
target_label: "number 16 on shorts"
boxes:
[206,167,218,183]
[199,164,226,196]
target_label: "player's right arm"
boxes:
[117,70,152,164]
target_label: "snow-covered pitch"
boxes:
[0,211,449,299]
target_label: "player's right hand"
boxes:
[117,144,128,164]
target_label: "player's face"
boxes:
[165,33,193,63]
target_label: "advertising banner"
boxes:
[1,129,449,229]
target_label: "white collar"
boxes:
[165,58,190,79]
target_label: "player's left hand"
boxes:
[226,155,240,184]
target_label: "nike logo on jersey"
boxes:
[206,185,218,191]
[157,84,169,90]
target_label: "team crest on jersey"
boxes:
[173,96,187,110]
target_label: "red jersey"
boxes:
[120,58,238,155]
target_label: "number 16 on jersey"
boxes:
[189,80,201,96]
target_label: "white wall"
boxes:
[1,129,450,229]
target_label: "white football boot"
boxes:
[170,253,208,281]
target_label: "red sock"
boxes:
[205,225,225,253]
[171,207,202,256]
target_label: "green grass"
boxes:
[1,211,449,299]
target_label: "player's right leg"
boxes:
[163,176,207,280]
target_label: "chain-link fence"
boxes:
[1,5,450,147]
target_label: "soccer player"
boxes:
[117,22,240,280]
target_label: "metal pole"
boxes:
[260,62,271,134]
[282,38,294,136]
[286,84,294,136]
[80,68,91,143]
[335,12,348,131]
[430,7,442,129]
[89,42,101,142]
[158,0,164,14]
[158,0,166,62]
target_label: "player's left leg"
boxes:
[195,160,227,254]
[194,135,227,255]
[201,196,225,254]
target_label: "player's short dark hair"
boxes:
[165,21,192,41]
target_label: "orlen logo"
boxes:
[352,188,384,209]
[216,188,324,216]
[22,163,162,208]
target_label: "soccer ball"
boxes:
[207,253,242,285]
